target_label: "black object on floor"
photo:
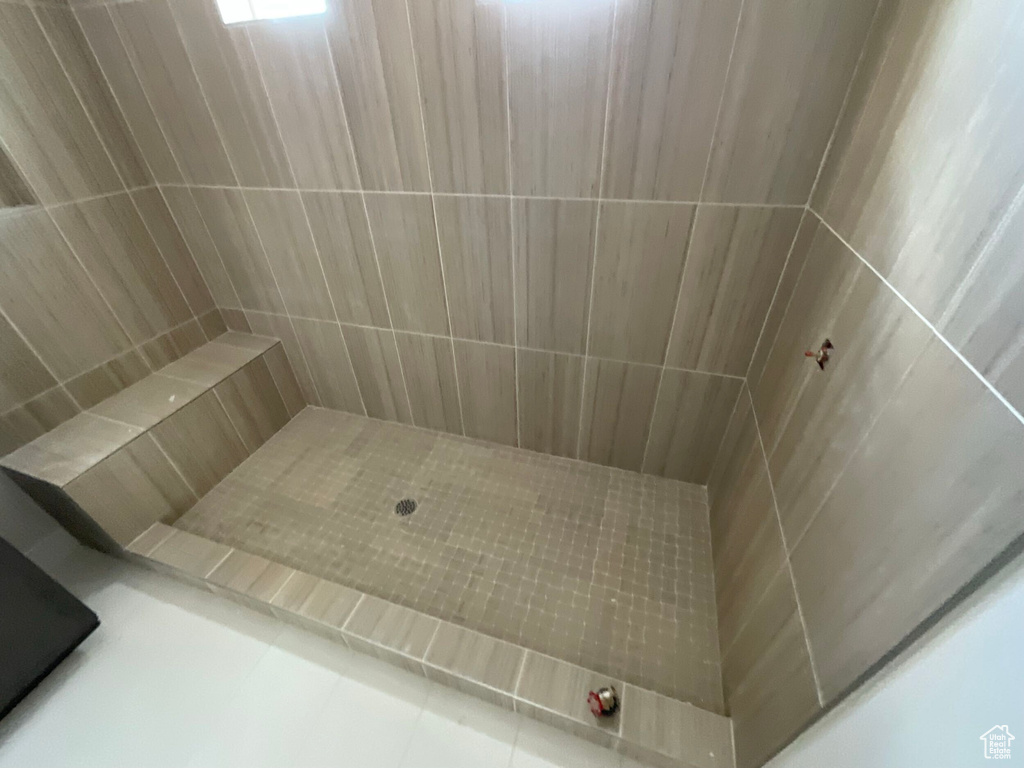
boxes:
[0,535,99,720]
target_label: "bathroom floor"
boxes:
[175,408,723,712]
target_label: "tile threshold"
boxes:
[126,523,734,768]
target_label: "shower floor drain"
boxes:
[395,499,417,517]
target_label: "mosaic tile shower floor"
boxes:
[175,407,724,712]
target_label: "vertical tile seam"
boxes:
[403,0,467,437]
[502,2,522,449]
[148,427,202,501]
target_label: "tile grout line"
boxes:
[503,3,522,450]
[402,0,467,437]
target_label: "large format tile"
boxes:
[513,198,597,355]
[393,332,462,435]
[407,0,508,195]
[248,14,359,189]
[0,208,131,380]
[110,0,235,185]
[434,196,514,344]
[0,4,120,203]
[603,0,740,201]
[816,0,1024,325]
[91,374,205,430]
[302,191,390,327]
[51,194,192,344]
[620,685,733,768]
[791,337,1024,702]
[341,325,412,425]
[424,623,525,708]
[158,342,263,388]
[578,358,659,472]
[506,0,614,197]
[453,340,517,447]
[214,358,291,453]
[326,0,430,191]
[0,312,56,414]
[290,317,363,414]
[667,206,802,376]
[588,202,694,365]
[246,312,320,407]
[0,388,81,460]
[702,0,877,204]
[643,371,742,484]
[148,527,232,579]
[363,194,450,335]
[516,349,582,460]
[261,343,306,418]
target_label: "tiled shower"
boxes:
[1,0,1022,766]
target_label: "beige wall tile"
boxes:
[290,317,363,414]
[667,206,802,376]
[214,357,291,452]
[0,207,131,380]
[394,332,462,435]
[160,186,239,308]
[516,349,581,460]
[0,312,57,414]
[197,309,227,340]
[221,308,252,333]
[246,312,320,406]
[603,0,740,201]
[148,527,231,579]
[110,0,236,185]
[150,389,249,496]
[0,4,120,203]
[578,358,659,472]
[302,191,390,327]
[91,373,205,429]
[158,341,262,388]
[168,0,294,188]
[588,202,694,365]
[644,370,742,484]
[791,337,1024,701]
[702,0,876,204]
[363,193,450,335]
[64,350,154,411]
[453,340,517,447]
[817,0,1024,324]
[619,684,733,768]
[0,150,35,208]
[125,522,175,557]
[65,433,197,546]
[247,15,359,189]
[407,0,508,194]
[326,0,430,191]
[208,550,294,604]
[425,623,524,697]
[75,5,182,183]
[516,651,622,738]
[506,0,614,198]
[0,388,81,458]
[706,382,748,510]
[434,196,514,344]
[51,194,192,343]
[340,324,411,424]
[243,189,334,321]
[344,594,438,660]
[513,198,597,355]
[262,342,306,418]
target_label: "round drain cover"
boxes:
[395,498,417,517]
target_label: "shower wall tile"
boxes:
[50,193,192,344]
[0,388,81,460]
[407,0,508,194]
[816,0,1024,327]
[132,187,215,317]
[513,198,597,356]
[150,389,248,497]
[0,207,131,381]
[160,186,238,308]
[190,187,285,314]
[434,196,514,344]
[666,206,802,376]
[326,0,430,192]
[243,189,334,321]
[363,194,450,336]
[644,370,742,484]
[261,343,305,418]
[197,309,227,340]
[65,349,152,412]
[578,358,659,472]
[707,382,749,510]
[702,0,877,204]
[214,357,290,452]
[506,0,614,197]
[168,0,294,188]
[516,349,582,460]
[75,5,182,183]
[724,567,819,768]
[34,5,150,189]
[0,150,35,209]
[341,324,412,425]
[588,202,695,365]
[248,15,359,190]
[302,191,390,327]
[290,316,363,414]
[791,336,1024,702]
[0,4,121,203]
[0,313,57,414]
[110,0,236,185]
[602,0,740,201]
[91,374,204,430]
[221,308,252,333]
[453,340,517,447]
[394,332,462,435]
[246,312,319,407]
